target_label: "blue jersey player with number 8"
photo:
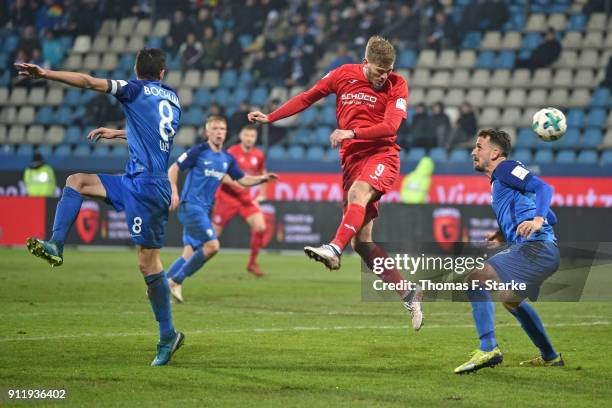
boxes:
[16,49,185,366]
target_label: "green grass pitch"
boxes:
[1,247,611,407]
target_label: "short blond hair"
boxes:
[205,115,227,128]
[364,36,395,67]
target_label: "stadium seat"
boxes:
[202,70,220,88]
[396,50,417,68]
[429,147,447,162]
[320,106,336,126]
[6,125,25,143]
[556,149,576,163]
[92,145,111,157]
[250,87,269,107]
[462,32,482,49]
[34,107,53,125]
[183,108,204,127]
[476,51,495,69]
[64,126,83,144]
[481,32,502,50]
[183,70,201,87]
[152,19,171,37]
[576,150,598,164]
[522,32,542,50]
[325,148,340,162]
[449,149,470,163]
[174,127,197,146]
[16,144,34,158]
[146,37,162,49]
[110,146,129,158]
[601,150,612,165]
[287,145,305,160]
[46,126,65,145]
[53,145,71,158]
[314,126,332,145]
[45,88,64,106]
[213,87,231,105]
[591,88,610,108]
[567,13,587,31]
[193,89,211,107]
[450,69,470,88]
[305,146,325,160]
[169,146,186,162]
[267,145,286,160]
[36,145,52,158]
[555,128,580,149]
[416,50,437,68]
[406,148,426,162]
[25,125,45,144]
[238,70,253,87]
[586,109,607,128]
[16,107,35,124]
[582,129,603,148]
[566,109,585,128]
[177,88,192,107]
[533,149,553,163]
[513,148,532,164]
[516,128,536,148]
[297,109,318,127]
[220,70,238,89]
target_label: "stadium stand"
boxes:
[0,0,611,168]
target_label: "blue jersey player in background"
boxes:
[16,49,185,366]
[165,115,277,303]
[454,129,564,374]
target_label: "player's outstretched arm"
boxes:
[87,127,126,141]
[14,62,108,92]
[237,173,278,187]
[168,163,181,212]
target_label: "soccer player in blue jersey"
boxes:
[454,129,564,374]
[165,115,277,302]
[16,49,185,366]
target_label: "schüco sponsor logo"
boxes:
[341,92,377,103]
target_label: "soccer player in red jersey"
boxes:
[248,36,423,330]
[212,125,269,277]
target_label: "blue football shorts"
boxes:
[178,202,218,249]
[98,173,171,248]
[487,240,560,301]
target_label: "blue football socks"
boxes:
[467,287,497,352]
[50,187,83,251]
[509,301,558,361]
[145,272,175,341]
[172,249,206,284]
[166,257,186,280]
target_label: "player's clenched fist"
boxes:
[247,111,270,124]
[516,217,544,239]
[14,62,47,79]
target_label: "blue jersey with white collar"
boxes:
[176,143,244,210]
[490,160,557,244]
[107,79,181,176]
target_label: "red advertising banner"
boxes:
[260,173,612,207]
[0,197,46,245]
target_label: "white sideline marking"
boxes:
[0,321,608,343]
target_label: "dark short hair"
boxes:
[135,48,165,80]
[478,128,511,157]
[240,124,258,133]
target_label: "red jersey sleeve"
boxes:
[267,69,339,122]
[353,76,409,140]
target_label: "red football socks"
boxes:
[330,203,366,252]
[249,230,266,265]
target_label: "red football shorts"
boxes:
[341,147,400,220]
[211,192,261,227]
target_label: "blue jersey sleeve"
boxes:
[524,175,554,218]
[493,160,533,191]
[176,144,206,171]
[227,155,245,180]
[106,79,141,103]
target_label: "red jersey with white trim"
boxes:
[218,144,266,200]
[267,64,409,157]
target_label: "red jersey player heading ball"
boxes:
[248,36,423,330]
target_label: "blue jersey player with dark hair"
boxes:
[16,49,185,366]
[165,115,277,303]
[454,128,564,374]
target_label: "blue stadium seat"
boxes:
[305,146,325,160]
[53,145,71,158]
[220,70,238,89]
[36,145,52,158]
[293,127,311,145]
[320,106,336,126]
[462,32,482,49]
[238,70,253,87]
[582,129,603,148]
[213,87,231,105]
[0,71,10,86]
[516,128,536,147]
[4,34,18,52]
[250,87,269,106]
[287,145,305,160]
[429,147,447,162]
[586,109,607,128]
[522,32,542,50]
[110,146,129,158]
[297,108,318,127]
[449,149,470,163]
[567,13,587,31]
[183,107,204,126]
[513,148,532,164]
[556,149,576,163]
[406,147,426,161]
[326,148,340,162]
[576,150,598,164]
[268,145,286,160]
[64,89,81,107]
[231,87,249,104]
[80,90,96,104]
[476,51,496,69]
[601,150,612,165]
[60,35,74,50]
[314,126,332,145]
[170,146,186,161]
[556,128,580,149]
[35,107,53,125]
[73,145,91,157]
[566,109,585,128]
[16,144,33,157]
[533,149,553,163]
[0,144,14,157]
[56,106,73,126]
[324,95,336,107]
[92,70,109,79]
[166,54,181,70]
[396,50,417,68]
[0,52,8,68]
[193,89,211,107]
[591,88,610,108]
[146,37,162,49]
[239,34,253,49]
[119,54,134,70]
[64,126,82,144]
[497,51,515,69]
[92,145,111,157]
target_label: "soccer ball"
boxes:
[531,107,567,141]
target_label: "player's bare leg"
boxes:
[304,181,375,270]
[353,217,424,331]
[245,212,266,277]
[27,173,107,266]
